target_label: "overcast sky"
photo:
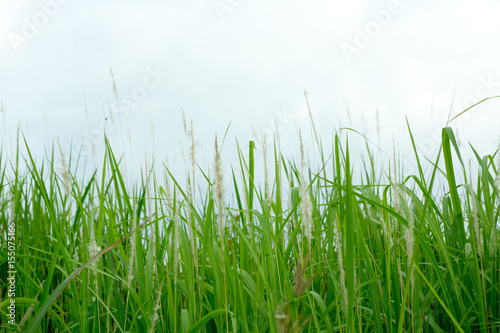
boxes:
[1,0,499,183]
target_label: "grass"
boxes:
[0,118,500,332]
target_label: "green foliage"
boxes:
[0,126,499,332]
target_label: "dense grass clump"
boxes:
[1,125,500,333]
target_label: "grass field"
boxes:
[1,120,500,332]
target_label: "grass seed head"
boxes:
[495,143,500,195]
[88,208,101,264]
[57,137,71,198]
[299,132,312,244]
[87,242,102,258]
[214,136,225,221]
[148,281,163,333]
[496,173,500,196]
[128,206,137,287]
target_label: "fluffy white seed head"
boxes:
[128,206,137,287]
[57,137,71,198]
[470,161,483,257]
[88,209,101,262]
[148,281,163,333]
[496,140,500,195]
[495,173,500,196]
[495,170,500,197]
[334,216,347,309]
[299,132,312,243]
[87,242,102,258]
[214,136,225,232]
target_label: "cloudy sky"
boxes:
[1,0,499,181]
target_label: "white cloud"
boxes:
[1,0,500,178]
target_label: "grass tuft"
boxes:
[0,121,499,332]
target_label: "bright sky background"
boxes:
[1,0,499,183]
